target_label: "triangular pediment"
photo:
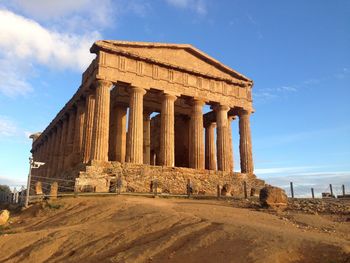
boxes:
[91,40,252,83]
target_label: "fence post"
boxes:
[25,157,33,207]
[329,184,333,197]
[311,188,314,199]
[243,181,248,199]
[116,175,122,195]
[186,179,192,198]
[153,180,158,197]
[342,184,345,196]
[217,184,221,199]
[49,182,58,200]
[290,182,294,198]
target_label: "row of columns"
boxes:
[32,78,254,177]
[204,110,253,173]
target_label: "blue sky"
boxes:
[0,0,349,197]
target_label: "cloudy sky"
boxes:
[0,0,349,197]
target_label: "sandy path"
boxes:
[0,196,349,263]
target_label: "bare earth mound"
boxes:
[0,196,349,263]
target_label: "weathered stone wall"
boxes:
[75,161,265,196]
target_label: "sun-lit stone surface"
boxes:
[30,41,259,194]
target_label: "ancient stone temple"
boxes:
[30,41,264,195]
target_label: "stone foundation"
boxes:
[75,161,265,196]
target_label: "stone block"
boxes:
[0,210,10,226]
[50,182,58,200]
[259,185,288,208]
[35,182,43,195]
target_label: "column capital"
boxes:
[238,108,253,116]
[204,121,216,129]
[191,98,206,106]
[130,86,147,95]
[228,115,236,121]
[143,110,152,120]
[213,104,230,112]
[95,79,113,89]
[162,93,177,101]
[209,122,216,128]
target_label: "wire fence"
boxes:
[1,176,349,206]
[283,182,349,199]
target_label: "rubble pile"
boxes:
[287,199,350,215]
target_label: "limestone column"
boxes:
[189,99,205,169]
[41,138,49,176]
[64,109,76,169]
[228,116,235,172]
[205,122,217,170]
[143,111,151,165]
[82,92,95,163]
[47,130,56,177]
[239,110,254,174]
[127,86,146,164]
[216,105,230,172]
[72,99,85,165]
[45,133,54,177]
[53,123,62,176]
[160,94,177,166]
[114,106,127,163]
[36,145,43,176]
[91,80,112,161]
[57,116,68,172]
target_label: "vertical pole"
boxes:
[154,180,158,197]
[187,179,192,198]
[342,184,345,196]
[217,184,221,199]
[290,182,294,198]
[311,188,314,199]
[25,157,33,207]
[329,184,333,197]
[243,181,248,199]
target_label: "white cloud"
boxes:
[253,85,297,103]
[6,0,114,31]
[0,116,19,137]
[277,86,297,92]
[0,115,33,140]
[0,9,98,70]
[0,9,99,96]
[255,166,317,175]
[166,0,207,15]
[0,58,33,97]
[12,0,93,19]
[256,165,350,197]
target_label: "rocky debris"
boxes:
[0,210,10,226]
[288,199,350,215]
[259,186,288,208]
[322,192,335,198]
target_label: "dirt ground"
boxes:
[0,196,349,263]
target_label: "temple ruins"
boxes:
[30,41,264,195]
